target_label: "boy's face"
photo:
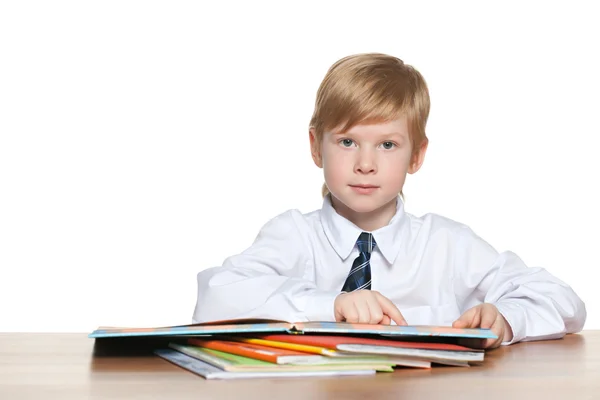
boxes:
[310,117,426,222]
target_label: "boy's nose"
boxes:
[355,151,377,174]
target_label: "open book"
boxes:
[88,318,497,340]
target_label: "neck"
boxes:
[330,195,398,231]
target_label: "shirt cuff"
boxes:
[304,291,341,321]
[495,301,527,345]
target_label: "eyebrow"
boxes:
[379,132,406,140]
[334,131,407,140]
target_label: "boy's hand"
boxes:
[334,290,407,325]
[452,303,514,349]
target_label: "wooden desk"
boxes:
[1,331,598,399]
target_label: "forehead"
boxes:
[331,117,409,138]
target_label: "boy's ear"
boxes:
[309,128,323,168]
[408,138,428,174]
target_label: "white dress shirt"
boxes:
[192,195,586,344]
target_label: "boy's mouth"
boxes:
[349,184,379,194]
[350,184,379,188]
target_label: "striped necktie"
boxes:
[341,232,376,292]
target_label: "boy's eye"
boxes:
[340,139,355,147]
[381,141,395,150]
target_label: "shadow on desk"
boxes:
[92,336,189,357]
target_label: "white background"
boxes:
[1,1,598,333]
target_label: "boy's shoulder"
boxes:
[255,207,321,237]
[404,209,475,238]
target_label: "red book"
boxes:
[256,334,476,351]
[249,334,484,363]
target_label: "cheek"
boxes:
[381,152,412,180]
[323,168,340,189]
[382,150,411,169]
[322,147,351,183]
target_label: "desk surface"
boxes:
[1,331,599,399]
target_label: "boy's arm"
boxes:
[191,210,339,324]
[453,226,586,345]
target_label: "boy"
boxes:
[192,53,586,349]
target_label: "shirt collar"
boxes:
[320,194,408,264]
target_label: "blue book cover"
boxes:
[89,318,497,340]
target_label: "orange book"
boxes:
[224,337,341,356]
[187,338,325,365]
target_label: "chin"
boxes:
[334,194,388,214]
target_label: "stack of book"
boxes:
[89,319,496,380]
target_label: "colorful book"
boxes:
[220,336,348,356]
[168,343,395,372]
[244,334,485,363]
[155,349,377,380]
[186,338,325,365]
[88,318,497,340]
[187,338,432,369]
[254,334,481,352]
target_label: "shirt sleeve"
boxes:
[191,210,339,324]
[452,226,587,345]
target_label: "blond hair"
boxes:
[309,53,430,197]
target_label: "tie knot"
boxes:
[356,232,376,254]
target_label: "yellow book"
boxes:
[229,337,341,356]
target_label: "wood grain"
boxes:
[1,331,598,399]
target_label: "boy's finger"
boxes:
[452,310,473,328]
[366,297,385,324]
[355,301,371,324]
[376,293,407,326]
[453,306,480,328]
[480,306,497,329]
[488,314,505,342]
[344,303,360,323]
